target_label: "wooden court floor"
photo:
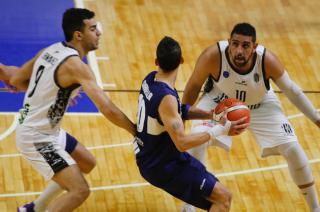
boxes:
[1,0,320,211]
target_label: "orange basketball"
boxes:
[214,98,250,123]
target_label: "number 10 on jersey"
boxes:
[236,90,246,102]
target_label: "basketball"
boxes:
[214,98,250,123]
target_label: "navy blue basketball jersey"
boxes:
[135,71,189,169]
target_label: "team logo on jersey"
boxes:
[223,71,229,78]
[235,80,247,86]
[254,73,260,83]
[213,93,228,104]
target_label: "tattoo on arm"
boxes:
[172,121,182,131]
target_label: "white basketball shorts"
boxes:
[16,126,76,180]
[193,92,298,157]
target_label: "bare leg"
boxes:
[47,165,90,211]
[33,181,62,211]
[207,182,232,212]
[70,142,96,174]
[32,143,96,211]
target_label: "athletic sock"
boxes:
[301,184,320,212]
[34,181,63,211]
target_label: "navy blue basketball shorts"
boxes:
[139,153,217,210]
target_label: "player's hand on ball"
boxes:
[227,116,249,136]
[213,98,250,136]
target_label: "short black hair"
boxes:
[62,8,95,42]
[231,23,256,43]
[156,36,182,72]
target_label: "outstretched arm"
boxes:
[0,63,19,90]
[183,105,213,120]
[9,50,43,91]
[68,58,136,135]
[265,50,320,127]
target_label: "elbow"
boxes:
[176,145,185,153]
[174,137,188,152]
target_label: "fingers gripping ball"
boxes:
[214,98,250,123]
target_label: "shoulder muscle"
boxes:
[264,49,285,81]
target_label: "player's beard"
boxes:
[86,39,99,51]
[89,41,99,51]
[232,51,254,68]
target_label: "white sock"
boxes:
[34,181,63,211]
[301,185,320,212]
[278,142,320,212]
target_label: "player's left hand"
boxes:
[226,116,249,136]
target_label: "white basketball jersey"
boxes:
[18,42,80,133]
[211,41,278,109]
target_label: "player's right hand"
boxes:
[227,116,249,136]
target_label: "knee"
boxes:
[73,184,90,201]
[210,184,232,211]
[221,189,232,210]
[280,143,314,186]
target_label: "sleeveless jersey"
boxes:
[209,41,278,109]
[135,71,189,169]
[19,42,80,133]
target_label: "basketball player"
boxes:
[181,23,320,212]
[0,65,94,212]
[135,36,249,211]
[1,8,135,211]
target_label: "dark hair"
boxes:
[231,23,256,43]
[62,8,95,42]
[156,36,182,72]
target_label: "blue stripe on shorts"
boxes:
[65,133,78,154]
